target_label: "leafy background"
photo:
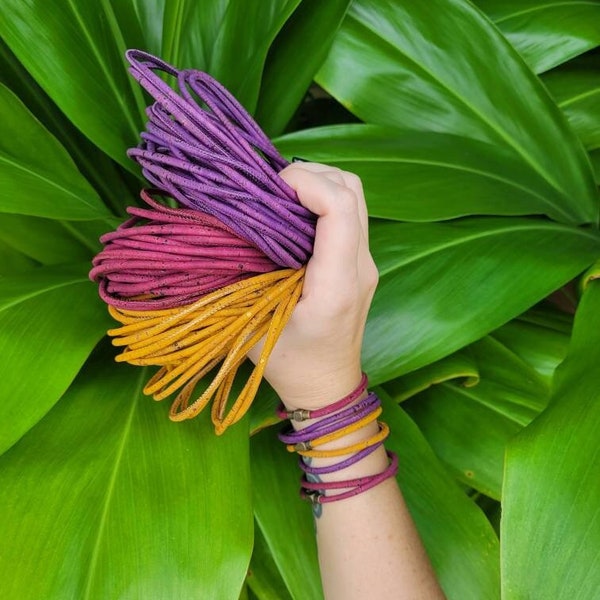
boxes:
[1,1,599,598]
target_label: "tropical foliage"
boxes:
[1,1,599,598]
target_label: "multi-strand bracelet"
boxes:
[277,374,398,504]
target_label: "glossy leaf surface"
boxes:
[316,0,598,224]
[0,38,136,217]
[0,243,36,275]
[0,214,93,265]
[0,347,253,599]
[0,0,145,170]
[209,1,301,112]
[383,350,479,403]
[380,390,500,599]
[0,264,111,454]
[402,337,549,498]
[246,524,293,600]
[542,56,600,151]
[255,0,351,136]
[364,218,600,384]
[251,428,323,600]
[502,281,600,599]
[477,0,600,73]
[0,83,110,220]
[276,125,577,222]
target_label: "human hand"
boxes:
[247,162,378,411]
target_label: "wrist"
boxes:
[277,366,363,412]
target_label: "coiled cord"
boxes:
[91,50,316,433]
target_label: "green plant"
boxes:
[1,1,599,598]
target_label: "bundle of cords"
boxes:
[90,50,316,434]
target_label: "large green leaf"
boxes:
[0,0,145,171]
[0,263,111,454]
[246,523,294,600]
[275,125,577,222]
[0,214,92,265]
[0,345,252,599]
[209,1,301,112]
[364,217,600,384]
[502,280,600,599]
[0,242,37,275]
[542,55,600,151]
[402,337,549,498]
[477,0,600,73]
[251,428,323,600]
[0,38,135,217]
[255,0,352,136]
[316,0,598,224]
[0,83,112,221]
[382,349,479,403]
[490,306,572,385]
[379,389,500,599]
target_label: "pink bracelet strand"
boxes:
[300,451,399,504]
[276,372,368,421]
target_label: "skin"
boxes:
[249,163,446,600]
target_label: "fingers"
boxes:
[281,162,369,243]
[280,165,361,296]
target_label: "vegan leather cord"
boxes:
[91,50,316,433]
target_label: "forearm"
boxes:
[286,392,446,600]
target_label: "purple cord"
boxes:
[125,50,316,269]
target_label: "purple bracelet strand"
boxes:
[300,451,399,504]
[125,50,316,269]
[298,442,382,476]
[278,392,381,445]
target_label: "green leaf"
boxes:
[0,241,37,275]
[490,307,572,385]
[255,0,352,136]
[0,214,98,264]
[317,0,598,224]
[209,1,302,112]
[0,83,112,221]
[0,37,135,217]
[0,0,145,171]
[0,345,252,599]
[590,148,600,184]
[382,349,479,403]
[401,337,549,498]
[251,428,323,600]
[502,280,600,599]
[247,523,294,600]
[275,125,578,222]
[542,55,600,151]
[0,263,111,454]
[364,217,600,384]
[379,389,500,599]
[476,0,600,73]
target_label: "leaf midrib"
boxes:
[330,155,559,214]
[0,275,89,312]
[82,368,146,600]
[493,1,600,25]
[375,221,599,277]
[347,10,573,204]
[0,153,104,216]
[65,0,140,140]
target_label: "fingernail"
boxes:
[291,156,309,163]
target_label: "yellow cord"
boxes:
[107,267,305,433]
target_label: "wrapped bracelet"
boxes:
[276,372,368,421]
[277,382,397,504]
[300,451,399,504]
[278,392,380,445]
